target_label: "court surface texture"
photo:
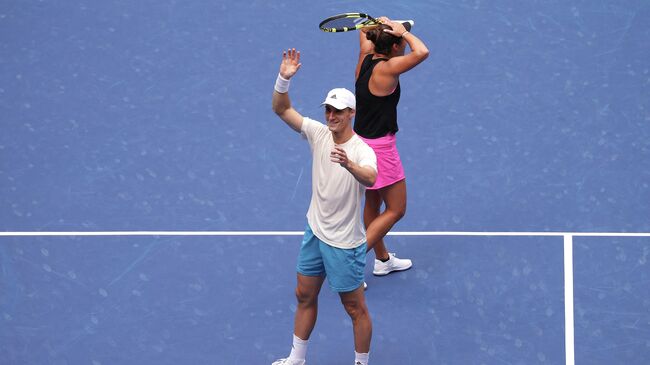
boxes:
[1,1,649,364]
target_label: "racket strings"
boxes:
[319,13,377,32]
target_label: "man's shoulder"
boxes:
[302,116,324,127]
[351,134,373,151]
[302,117,329,138]
[347,135,376,161]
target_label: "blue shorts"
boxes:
[296,225,366,293]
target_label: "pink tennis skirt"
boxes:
[359,134,405,190]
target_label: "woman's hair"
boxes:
[366,24,403,55]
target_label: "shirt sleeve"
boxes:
[357,144,377,173]
[301,117,328,146]
[300,117,316,141]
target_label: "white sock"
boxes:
[288,334,308,360]
[354,351,369,365]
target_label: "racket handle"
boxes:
[392,19,414,31]
[393,20,414,26]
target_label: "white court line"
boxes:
[1,231,649,236]
[564,235,575,365]
[2,230,648,365]
[0,231,306,236]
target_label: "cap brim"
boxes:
[402,21,413,32]
[321,100,348,110]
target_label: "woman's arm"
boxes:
[355,26,377,80]
[377,19,429,77]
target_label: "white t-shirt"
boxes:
[300,117,377,249]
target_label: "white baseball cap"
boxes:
[321,88,356,110]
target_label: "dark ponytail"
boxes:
[366,24,402,55]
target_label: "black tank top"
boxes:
[354,54,400,138]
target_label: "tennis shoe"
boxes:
[373,253,412,276]
[272,358,305,365]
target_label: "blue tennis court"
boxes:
[1,1,649,364]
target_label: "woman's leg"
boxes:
[365,180,412,275]
[365,179,407,256]
[363,189,382,241]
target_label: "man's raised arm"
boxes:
[272,48,304,133]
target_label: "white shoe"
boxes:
[272,358,305,365]
[373,253,412,276]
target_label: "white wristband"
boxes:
[274,73,290,93]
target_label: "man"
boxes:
[271,48,377,365]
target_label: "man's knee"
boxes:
[295,285,318,305]
[342,299,369,320]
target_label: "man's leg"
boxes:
[339,285,372,354]
[273,226,326,365]
[293,273,325,340]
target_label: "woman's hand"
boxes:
[381,18,408,37]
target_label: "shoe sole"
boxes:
[372,263,413,276]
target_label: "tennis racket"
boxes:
[319,13,413,33]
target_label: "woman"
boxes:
[354,17,429,276]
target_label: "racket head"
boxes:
[319,13,380,33]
